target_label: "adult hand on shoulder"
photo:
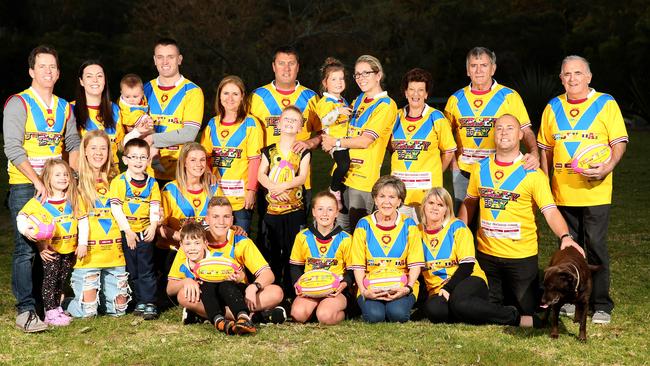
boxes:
[33,178,48,203]
[231,225,248,237]
[292,140,311,154]
[522,153,540,170]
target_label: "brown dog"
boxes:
[541,246,600,342]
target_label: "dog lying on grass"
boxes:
[541,246,600,342]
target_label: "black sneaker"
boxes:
[182,307,200,325]
[142,303,158,320]
[133,303,146,317]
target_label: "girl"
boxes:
[73,60,126,179]
[17,159,87,326]
[67,130,131,318]
[289,191,352,325]
[315,58,352,212]
[201,75,263,233]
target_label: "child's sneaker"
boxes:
[233,315,257,335]
[44,309,71,326]
[133,303,146,316]
[55,307,72,322]
[215,317,235,335]
[142,303,158,320]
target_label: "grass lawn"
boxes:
[0,132,649,365]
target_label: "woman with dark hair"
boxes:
[390,68,456,222]
[73,60,125,178]
[201,75,263,233]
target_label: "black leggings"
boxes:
[200,281,248,322]
[423,276,519,325]
[330,149,350,192]
[42,252,75,310]
[263,210,305,298]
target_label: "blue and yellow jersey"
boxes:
[144,77,204,180]
[444,82,530,172]
[168,248,213,281]
[8,88,72,184]
[349,213,424,296]
[391,105,457,205]
[19,197,87,255]
[466,155,556,259]
[420,218,486,296]
[207,231,270,280]
[160,181,217,249]
[74,102,125,177]
[262,144,310,215]
[109,172,161,232]
[289,228,351,277]
[315,92,349,139]
[537,90,629,206]
[200,115,263,211]
[249,82,320,190]
[345,92,397,192]
[118,96,149,129]
[75,180,125,269]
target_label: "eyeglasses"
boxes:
[353,71,377,80]
[125,155,149,161]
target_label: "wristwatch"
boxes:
[560,233,574,241]
[253,281,263,292]
[335,138,341,148]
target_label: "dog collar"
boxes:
[569,263,580,293]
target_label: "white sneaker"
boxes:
[560,303,575,317]
[15,310,48,333]
[592,311,611,324]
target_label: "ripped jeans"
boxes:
[67,267,131,317]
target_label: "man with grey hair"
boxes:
[444,46,539,213]
[537,55,628,324]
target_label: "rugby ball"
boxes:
[29,214,55,241]
[363,267,408,291]
[192,256,240,283]
[295,269,341,298]
[571,143,612,174]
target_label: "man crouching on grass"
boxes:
[167,197,286,329]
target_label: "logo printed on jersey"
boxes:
[192,198,201,207]
[494,170,504,180]
[319,245,327,254]
[220,130,229,138]
[282,98,290,107]
[429,238,439,248]
[98,187,107,195]
[406,125,416,133]
[381,234,391,244]
[473,99,483,108]
[570,108,580,117]
[161,94,168,103]
[46,117,55,128]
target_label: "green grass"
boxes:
[1,133,649,365]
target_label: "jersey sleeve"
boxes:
[436,114,457,152]
[339,234,353,269]
[200,118,215,154]
[238,238,271,278]
[349,223,368,270]
[453,225,476,262]
[289,232,307,266]
[362,100,396,140]
[182,87,204,126]
[604,98,629,145]
[406,222,424,268]
[466,164,480,199]
[306,93,322,132]
[246,117,263,159]
[150,178,161,204]
[18,198,40,218]
[443,95,459,130]
[249,93,265,124]
[537,103,555,150]
[530,170,556,212]
[161,185,172,226]
[168,249,189,280]
[109,176,125,203]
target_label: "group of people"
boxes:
[3,39,627,335]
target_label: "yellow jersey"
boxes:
[160,181,217,249]
[289,227,352,276]
[19,197,86,254]
[109,172,161,232]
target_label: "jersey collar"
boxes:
[156,75,185,88]
[29,86,55,110]
[468,79,498,94]
[322,92,342,101]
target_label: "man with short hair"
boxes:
[445,47,539,212]
[537,55,628,324]
[460,114,582,326]
[3,45,80,332]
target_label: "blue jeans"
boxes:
[67,266,131,317]
[9,184,37,313]
[357,294,416,323]
[121,233,156,305]
[233,209,253,234]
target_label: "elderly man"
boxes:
[445,47,539,213]
[3,45,80,332]
[537,55,628,324]
[460,114,582,326]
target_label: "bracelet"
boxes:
[405,285,413,295]
[560,233,573,241]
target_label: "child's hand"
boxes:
[181,278,201,303]
[227,269,246,283]
[268,183,287,197]
[38,241,56,262]
[75,245,88,259]
[24,226,38,242]
[143,225,157,242]
[337,106,352,117]
[124,230,138,249]
[135,115,154,135]
[329,281,347,297]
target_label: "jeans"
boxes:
[357,294,416,323]
[337,188,373,233]
[9,184,37,313]
[67,266,131,317]
[233,209,253,234]
[121,233,156,305]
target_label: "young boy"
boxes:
[257,105,311,298]
[167,221,257,335]
[118,74,164,173]
[110,138,161,319]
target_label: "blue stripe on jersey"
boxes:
[179,263,195,279]
[84,103,119,133]
[20,93,66,133]
[254,88,283,116]
[481,88,513,116]
[478,158,532,219]
[144,82,199,116]
[359,218,410,258]
[549,94,613,158]
[304,230,344,259]
[163,183,214,219]
[43,201,73,217]
[350,94,391,129]
[423,220,466,280]
[294,89,316,111]
[123,175,156,199]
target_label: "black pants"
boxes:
[330,149,350,192]
[559,205,613,313]
[423,276,519,325]
[263,210,306,298]
[477,251,539,316]
[200,281,248,322]
[41,252,75,310]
